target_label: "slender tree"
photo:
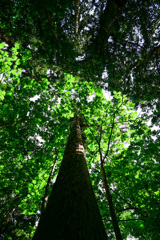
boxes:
[32,112,108,240]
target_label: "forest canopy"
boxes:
[0,0,160,239]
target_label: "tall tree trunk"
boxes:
[32,113,108,240]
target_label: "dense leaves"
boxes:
[0,0,160,239]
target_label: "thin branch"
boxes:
[88,149,99,164]
[102,112,116,162]
[82,114,100,146]
[0,121,19,129]
[127,44,160,72]
[0,117,36,130]
[0,120,27,129]
[102,96,124,162]
[99,121,103,144]
[110,187,146,217]
[104,218,144,222]
[81,114,104,164]
[98,121,104,162]
[41,153,59,217]
[118,218,144,222]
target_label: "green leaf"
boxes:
[0,42,5,48]
[0,89,6,101]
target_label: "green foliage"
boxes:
[1,51,159,237]
[0,0,160,239]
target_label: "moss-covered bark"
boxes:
[32,113,108,240]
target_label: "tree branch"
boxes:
[104,218,144,222]
[118,218,144,222]
[41,153,59,217]
[102,112,116,162]
[127,44,160,72]
[103,96,124,162]
[0,120,26,129]
[110,187,146,218]
[82,114,100,146]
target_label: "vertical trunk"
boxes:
[101,162,122,240]
[74,0,79,37]
[33,113,108,240]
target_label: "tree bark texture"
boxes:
[33,113,108,240]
